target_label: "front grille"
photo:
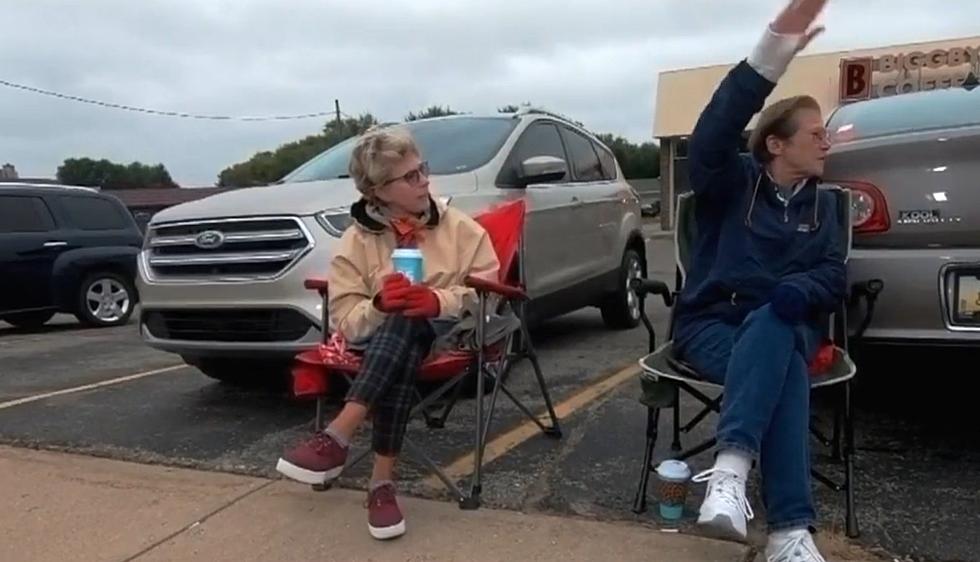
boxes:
[143,309,314,342]
[145,217,311,281]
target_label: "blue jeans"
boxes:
[675,304,821,532]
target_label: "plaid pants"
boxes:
[346,315,435,456]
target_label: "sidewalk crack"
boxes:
[122,479,275,562]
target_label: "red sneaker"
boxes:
[367,483,406,540]
[275,431,348,485]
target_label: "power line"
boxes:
[0,78,337,121]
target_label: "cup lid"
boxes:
[392,248,423,258]
[655,459,691,480]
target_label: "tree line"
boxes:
[55,104,659,189]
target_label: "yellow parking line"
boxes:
[0,365,188,411]
[422,363,640,488]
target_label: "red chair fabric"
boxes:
[473,199,525,284]
[808,340,835,376]
[291,199,526,398]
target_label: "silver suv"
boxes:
[137,109,647,382]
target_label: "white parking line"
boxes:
[0,364,188,411]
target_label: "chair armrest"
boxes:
[304,278,329,297]
[849,278,884,339]
[630,278,674,307]
[465,275,528,301]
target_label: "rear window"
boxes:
[0,195,56,233]
[560,127,604,182]
[283,117,518,183]
[60,196,129,230]
[595,142,618,180]
[828,88,980,142]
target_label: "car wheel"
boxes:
[1,310,55,329]
[600,248,643,330]
[75,272,136,327]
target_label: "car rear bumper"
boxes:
[847,246,980,344]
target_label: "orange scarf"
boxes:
[390,217,426,248]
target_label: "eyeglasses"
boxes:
[383,161,429,187]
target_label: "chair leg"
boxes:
[479,362,507,451]
[681,399,719,434]
[632,407,660,514]
[831,385,844,462]
[462,380,486,506]
[523,322,561,437]
[844,380,860,538]
[426,365,469,429]
[671,386,682,452]
[314,397,324,432]
[674,436,718,462]
[402,438,466,505]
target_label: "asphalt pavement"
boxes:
[0,236,977,562]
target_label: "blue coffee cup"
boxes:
[392,248,424,284]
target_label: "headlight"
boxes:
[142,226,154,250]
[315,210,353,237]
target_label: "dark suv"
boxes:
[0,183,142,329]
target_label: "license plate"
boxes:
[954,273,980,322]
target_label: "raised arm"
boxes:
[688,0,827,201]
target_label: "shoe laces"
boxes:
[310,432,337,455]
[367,484,397,509]
[767,532,826,562]
[692,467,754,521]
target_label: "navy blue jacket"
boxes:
[674,60,847,331]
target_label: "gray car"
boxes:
[137,108,647,383]
[824,86,980,344]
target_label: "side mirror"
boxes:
[517,156,567,187]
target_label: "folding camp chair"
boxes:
[290,198,562,510]
[629,188,883,539]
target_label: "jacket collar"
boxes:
[350,196,442,234]
[759,169,819,208]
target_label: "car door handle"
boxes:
[43,241,68,248]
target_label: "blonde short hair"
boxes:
[748,95,822,163]
[348,126,420,201]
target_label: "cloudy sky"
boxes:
[1,0,977,186]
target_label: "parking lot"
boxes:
[2,237,978,562]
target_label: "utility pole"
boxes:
[334,99,341,129]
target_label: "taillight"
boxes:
[837,181,890,234]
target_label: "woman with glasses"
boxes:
[276,126,500,540]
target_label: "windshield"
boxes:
[282,116,517,183]
[828,87,980,143]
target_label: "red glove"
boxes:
[374,273,412,312]
[403,285,441,318]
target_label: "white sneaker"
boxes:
[766,530,827,562]
[691,468,754,541]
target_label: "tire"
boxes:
[194,357,290,390]
[74,271,136,327]
[1,310,55,329]
[600,248,644,330]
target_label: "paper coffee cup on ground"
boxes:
[655,459,691,521]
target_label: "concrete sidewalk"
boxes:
[0,446,749,562]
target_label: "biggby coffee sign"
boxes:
[839,46,979,102]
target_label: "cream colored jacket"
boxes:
[327,197,500,343]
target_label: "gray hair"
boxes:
[348,126,420,201]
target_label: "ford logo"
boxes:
[194,230,225,250]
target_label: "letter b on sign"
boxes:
[840,58,873,102]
